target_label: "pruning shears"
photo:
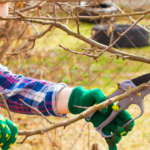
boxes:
[86,73,150,138]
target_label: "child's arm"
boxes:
[0,3,8,26]
[56,87,73,114]
[0,64,68,117]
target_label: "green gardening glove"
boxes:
[68,87,135,150]
[0,115,18,150]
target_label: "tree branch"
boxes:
[0,93,13,121]
[1,14,150,63]
[107,0,150,33]
[18,98,53,124]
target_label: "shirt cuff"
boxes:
[44,83,68,118]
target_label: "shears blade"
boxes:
[131,73,150,86]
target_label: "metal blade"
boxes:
[131,73,150,86]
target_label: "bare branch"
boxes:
[94,13,147,59]
[70,123,87,150]
[109,24,115,45]
[117,82,127,91]
[58,44,96,58]
[107,0,150,33]
[74,105,89,109]
[17,136,29,144]
[9,1,46,14]
[6,40,35,55]
[0,93,13,121]
[1,15,150,63]
[40,117,58,148]
[18,98,53,124]
[6,10,150,21]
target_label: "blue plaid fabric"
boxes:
[0,64,67,117]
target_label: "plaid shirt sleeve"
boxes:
[0,64,68,117]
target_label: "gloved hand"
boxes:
[68,87,135,150]
[0,115,18,150]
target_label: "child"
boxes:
[0,3,134,150]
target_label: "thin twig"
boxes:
[56,2,71,14]
[117,82,127,91]
[74,7,80,35]
[58,44,96,58]
[70,123,87,150]
[9,1,46,14]
[53,2,57,18]
[6,10,150,21]
[110,54,129,60]
[74,105,88,109]
[6,40,35,55]
[0,93,13,121]
[109,24,115,45]
[9,6,26,17]
[18,98,53,124]
[107,0,150,33]
[40,117,58,149]
[94,13,148,59]
[9,6,39,35]
[17,136,28,144]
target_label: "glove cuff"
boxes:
[68,86,86,114]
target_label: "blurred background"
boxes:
[0,0,150,149]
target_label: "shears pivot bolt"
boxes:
[131,98,133,101]
[137,93,141,97]
[128,86,132,90]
